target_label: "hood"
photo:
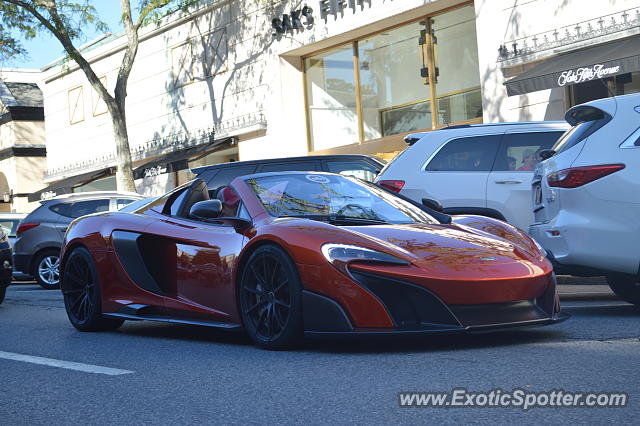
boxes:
[343,222,534,266]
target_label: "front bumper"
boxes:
[304,312,570,337]
[303,270,569,336]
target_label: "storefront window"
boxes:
[570,72,640,106]
[303,4,481,152]
[358,22,431,139]
[304,45,359,151]
[432,5,482,126]
[73,175,116,193]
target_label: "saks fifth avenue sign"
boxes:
[319,0,390,19]
[558,64,621,86]
[143,165,168,178]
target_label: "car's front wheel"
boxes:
[34,249,61,289]
[606,274,640,306]
[238,245,303,350]
[61,247,124,331]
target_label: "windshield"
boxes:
[245,173,437,225]
[118,197,158,213]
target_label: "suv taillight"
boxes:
[16,222,39,236]
[547,164,625,188]
[378,180,405,193]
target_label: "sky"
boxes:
[2,3,124,70]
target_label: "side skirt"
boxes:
[103,304,241,330]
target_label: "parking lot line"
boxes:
[0,351,134,375]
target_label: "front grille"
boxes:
[349,270,459,329]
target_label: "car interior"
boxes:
[172,179,242,221]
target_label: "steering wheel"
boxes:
[336,204,369,217]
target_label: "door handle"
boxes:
[495,180,523,185]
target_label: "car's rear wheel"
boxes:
[238,245,303,350]
[34,249,61,289]
[61,247,124,331]
[606,274,640,306]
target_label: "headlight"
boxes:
[532,238,547,257]
[321,243,409,266]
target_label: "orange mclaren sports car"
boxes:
[59,172,568,349]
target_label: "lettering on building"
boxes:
[272,5,314,35]
[558,64,622,86]
[319,0,376,20]
[143,165,168,178]
[40,191,56,201]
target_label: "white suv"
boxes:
[530,93,640,306]
[375,122,569,231]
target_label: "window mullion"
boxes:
[425,18,438,129]
[353,41,365,144]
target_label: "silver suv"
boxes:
[13,192,143,289]
[375,122,569,231]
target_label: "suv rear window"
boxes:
[49,203,71,217]
[426,135,501,171]
[69,199,110,218]
[258,161,316,172]
[207,166,256,189]
[553,107,611,154]
[326,160,378,181]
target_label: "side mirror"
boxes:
[189,200,222,220]
[538,149,555,161]
[422,198,444,212]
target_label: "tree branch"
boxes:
[135,0,172,30]
[1,0,114,107]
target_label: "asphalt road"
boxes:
[1,279,638,425]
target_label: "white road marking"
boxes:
[0,351,134,375]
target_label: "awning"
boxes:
[28,167,114,202]
[505,36,640,96]
[133,137,235,180]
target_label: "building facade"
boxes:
[33,0,640,198]
[0,68,46,212]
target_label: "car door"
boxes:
[142,182,247,321]
[487,130,565,230]
[422,134,502,212]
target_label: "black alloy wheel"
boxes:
[239,245,303,349]
[61,247,124,331]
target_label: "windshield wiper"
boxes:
[283,214,387,225]
[329,215,387,225]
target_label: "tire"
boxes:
[33,249,61,289]
[238,245,303,350]
[61,247,124,332]
[0,284,5,305]
[606,274,640,306]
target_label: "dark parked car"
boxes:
[0,213,30,280]
[13,192,144,289]
[192,155,385,189]
[0,226,12,304]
